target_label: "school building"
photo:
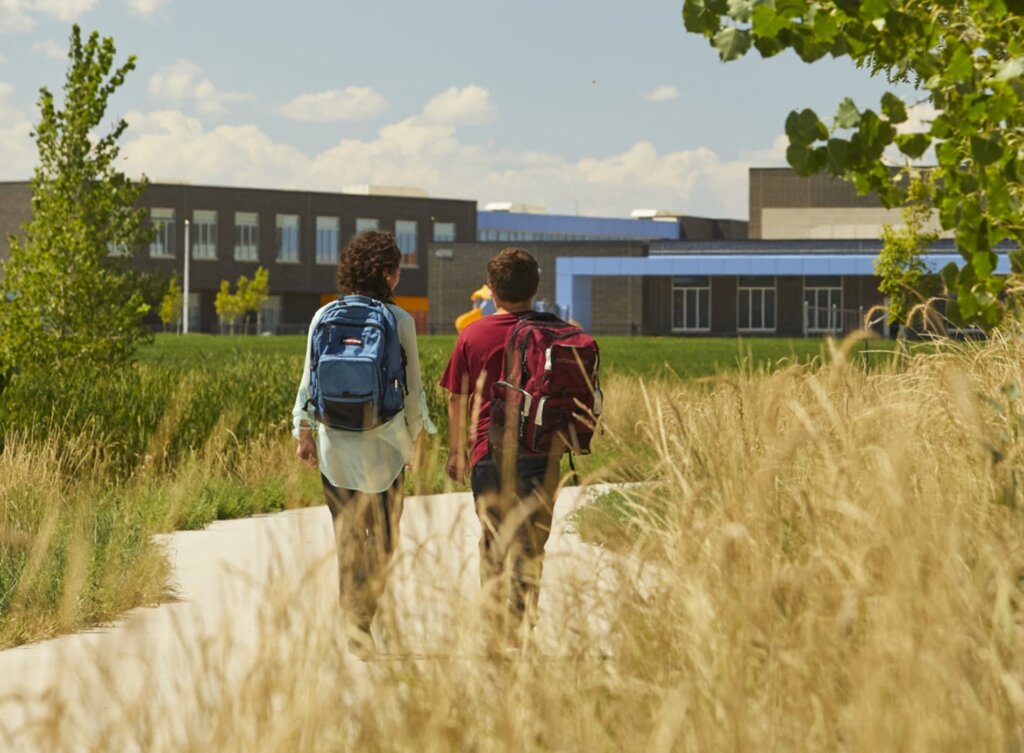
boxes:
[0,181,477,334]
[3,167,1000,337]
[427,168,1003,337]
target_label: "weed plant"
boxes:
[4,334,1024,750]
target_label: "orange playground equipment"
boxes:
[455,284,496,332]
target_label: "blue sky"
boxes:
[0,0,920,219]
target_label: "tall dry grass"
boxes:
[6,335,1024,751]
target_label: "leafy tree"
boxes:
[0,25,151,371]
[875,175,942,329]
[158,276,183,332]
[214,280,243,335]
[683,0,1024,330]
[238,266,269,334]
[216,267,269,334]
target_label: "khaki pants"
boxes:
[471,453,560,636]
[321,472,405,632]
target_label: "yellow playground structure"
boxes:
[455,283,496,332]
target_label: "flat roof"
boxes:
[651,238,1018,256]
[477,210,682,240]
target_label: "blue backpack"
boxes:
[307,296,407,431]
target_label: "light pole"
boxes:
[182,218,190,334]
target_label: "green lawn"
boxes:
[140,333,900,379]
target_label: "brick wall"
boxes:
[0,182,31,266]
[749,168,883,239]
[427,241,647,335]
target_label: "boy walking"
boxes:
[440,248,562,645]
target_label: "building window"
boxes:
[191,210,217,260]
[672,276,711,332]
[260,295,282,334]
[234,212,259,262]
[738,275,776,331]
[355,218,379,234]
[395,220,418,268]
[149,208,175,258]
[185,292,200,333]
[804,276,843,332]
[276,214,300,263]
[433,221,456,242]
[316,216,340,265]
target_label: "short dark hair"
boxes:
[487,247,539,303]
[336,230,401,301]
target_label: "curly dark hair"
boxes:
[487,247,539,303]
[336,230,402,301]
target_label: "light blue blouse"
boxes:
[292,302,436,492]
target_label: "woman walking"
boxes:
[292,230,434,658]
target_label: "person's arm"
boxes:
[296,425,317,467]
[397,315,425,442]
[439,338,471,483]
[446,391,470,483]
[292,313,319,468]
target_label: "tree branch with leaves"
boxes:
[683,0,1024,330]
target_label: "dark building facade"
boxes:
[0,181,477,333]
[429,238,890,338]
[428,242,648,335]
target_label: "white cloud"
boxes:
[278,87,386,123]
[896,102,940,136]
[117,85,765,219]
[0,0,96,32]
[884,101,940,166]
[32,0,94,20]
[644,85,679,102]
[0,83,37,178]
[127,0,167,16]
[421,85,495,126]
[148,60,251,115]
[739,133,788,166]
[31,38,64,60]
[121,110,310,185]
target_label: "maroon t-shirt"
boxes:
[439,312,533,468]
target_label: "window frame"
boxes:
[395,219,418,268]
[433,221,456,243]
[737,275,777,332]
[275,213,300,264]
[191,209,218,261]
[803,276,844,333]
[149,208,176,259]
[671,275,712,333]
[315,216,340,266]
[234,211,260,262]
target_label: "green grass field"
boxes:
[139,332,902,379]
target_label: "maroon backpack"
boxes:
[490,312,602,457]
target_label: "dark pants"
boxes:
[471,452,560,634]
[321,472,405,632]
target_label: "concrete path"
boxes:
[0,485,642,752]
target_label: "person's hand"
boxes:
[296,435,318,468]
[446,448,468,483]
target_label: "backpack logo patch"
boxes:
[343,337,364,346]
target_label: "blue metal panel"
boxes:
[477,211,681,241]
[572,276,593,330]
